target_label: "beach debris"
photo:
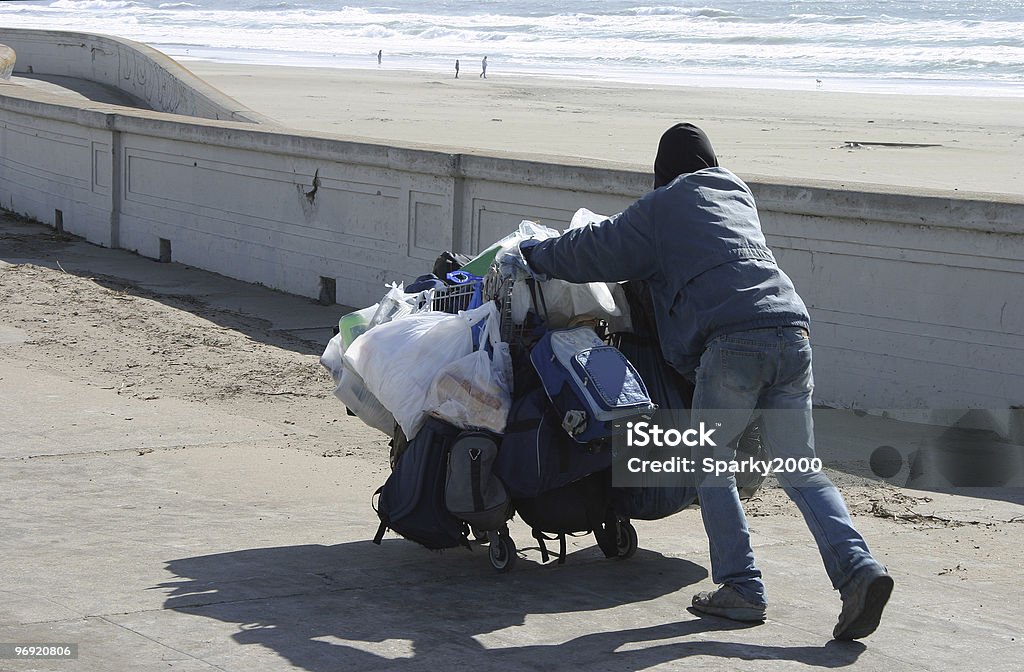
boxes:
[843,141,942,149]
[938,563,968,579]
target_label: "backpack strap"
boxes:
[592,507,620,559]
[533,529,551,563]
[532,529,570,564]
[582,473,619,559]
[470,446,484,512]
[373,521,388,546]
[526,277,550,325]
[372,486,387,545]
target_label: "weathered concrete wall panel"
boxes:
[112,128,460,306]
[757,193,1024,408]
[0,104,113,245]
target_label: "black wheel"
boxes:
[616,519,638,559]
[472,527,488,543]
[489,532,517,572]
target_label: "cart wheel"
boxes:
[472,527,488,543]
[489,532,517,572]
[616,519,638,559]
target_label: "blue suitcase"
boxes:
[530,327,656,444]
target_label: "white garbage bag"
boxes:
[320,281,436,436]
[319,331,347,384]
[334,361,397,435]
[343,302,495,439]
[320,331,396,435]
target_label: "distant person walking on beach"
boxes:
[377,49,382,65]
[480,56,487,78]
[455,59,460,78]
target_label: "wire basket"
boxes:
[430,280,481,314]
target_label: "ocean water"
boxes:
[2,0,1024,95]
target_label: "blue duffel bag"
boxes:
[530,327,656,445]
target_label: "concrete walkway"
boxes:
[1,214,1021,671]
[9,74,150,109]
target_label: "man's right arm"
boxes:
[523,195,659,284]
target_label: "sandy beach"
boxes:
[187,61,1024,198]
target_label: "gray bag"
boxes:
[445,432,512,531]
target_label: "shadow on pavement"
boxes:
[160,540,865,670]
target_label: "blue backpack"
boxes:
[530,327,656,445]
[373,418,469,550]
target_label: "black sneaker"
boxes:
[692,585,767,623]
[833,564,894,640]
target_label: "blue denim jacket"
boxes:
[523,167,810,375]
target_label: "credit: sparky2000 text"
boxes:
[625,456,823,476]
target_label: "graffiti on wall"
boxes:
[116,46,206,117]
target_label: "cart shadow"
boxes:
[160,540,865,670]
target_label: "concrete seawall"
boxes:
[0,41,1022,412]
[0,28,272,123]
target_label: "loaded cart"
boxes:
[320,217,765,572]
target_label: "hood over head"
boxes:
[653,123,719,188]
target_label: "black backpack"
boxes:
[373,418,469,550]
[513,469,622,564]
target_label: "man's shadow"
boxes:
[159,539,865,670]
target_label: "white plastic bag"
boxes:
[334,361,397,435]
[425,303,511,433]
[320,332,396,434]
[343,303,495,439]
[320,282,431,436]
[536,279,632,332]
[568,207,606,231]
[368,283,430,329]
[497,220,560,253]
[508,209,632,331]
[319,331,347,384]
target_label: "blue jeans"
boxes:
[691,327,878,605]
